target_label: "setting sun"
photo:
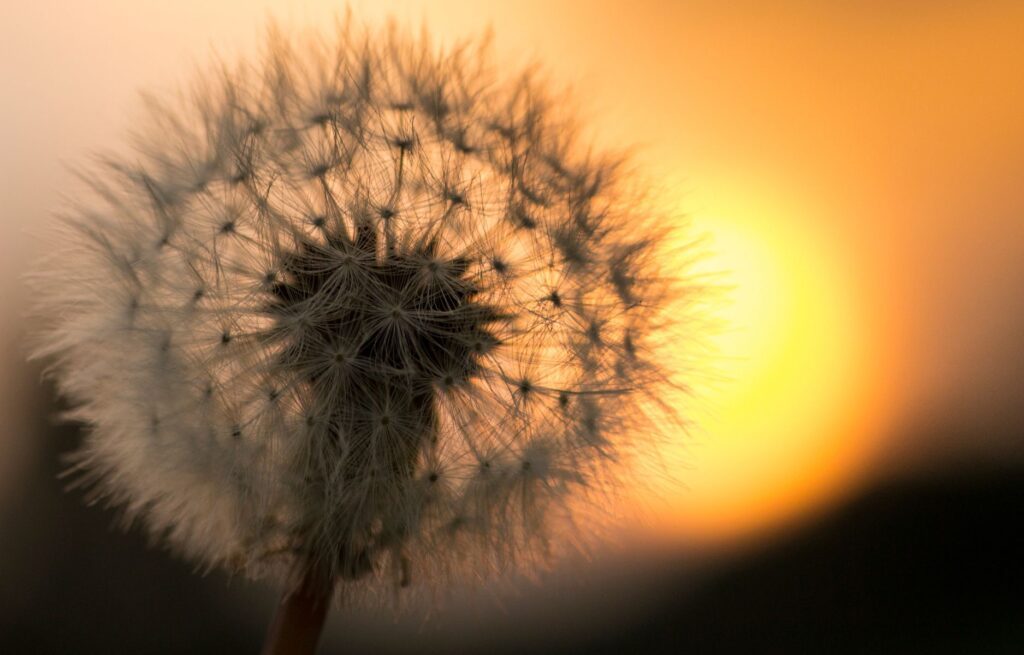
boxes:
[658,195,878,542]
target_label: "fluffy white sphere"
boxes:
[31,20,684,603]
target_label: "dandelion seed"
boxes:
[29,16,690,655]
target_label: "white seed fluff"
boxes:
[31,21,684,603]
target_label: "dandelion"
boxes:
[31,17,687,654]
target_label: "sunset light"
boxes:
[662,198,878,542]
[4,3,1024,652]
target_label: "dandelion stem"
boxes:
[261,566,334,655]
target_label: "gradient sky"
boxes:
[3,0,1022,544]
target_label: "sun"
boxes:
[651,201,881,545]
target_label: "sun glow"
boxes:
[656,199,879,544]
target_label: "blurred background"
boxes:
[2,1,1022,652]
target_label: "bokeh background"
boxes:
[2,1,1022,652]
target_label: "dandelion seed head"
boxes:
[30,18,689,605]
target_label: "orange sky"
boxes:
[3,1,1023,543]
